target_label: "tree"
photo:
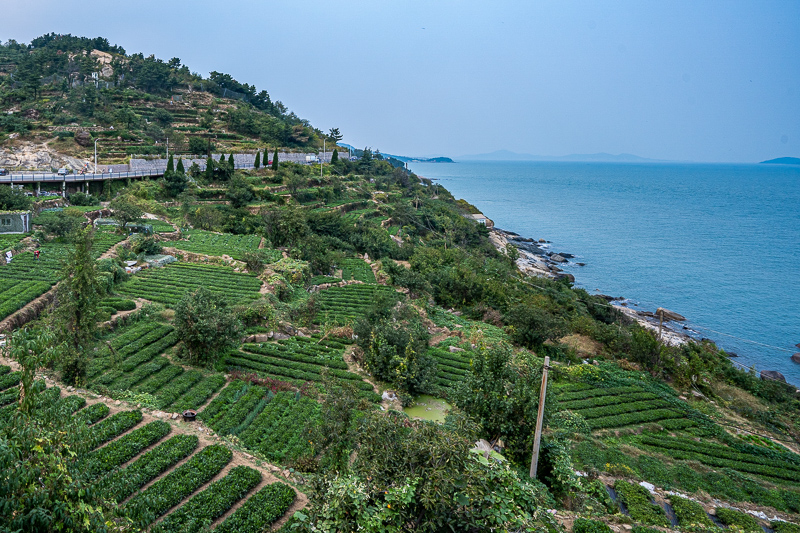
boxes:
[54,226,104,385]
[328,127,343,144]
[0,185,32,210]
[174,287,243,366]
[228,153,234,168]
[450,343,547,461]
[254,151,261,169]
[226,175,255,208]
[42,209,84,238]
[359,147,373,173]
[166,154,174,173]
[330,148,339,164]
[272,149,279,170]
[219,153,226,165]
[285,169,307,198]
[176,157,185,173]
[109,195,143,230]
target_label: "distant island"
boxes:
[458,149,668,163]
[338,144,453,163]
[760,157,800,165]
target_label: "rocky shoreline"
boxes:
[489,226,691,346]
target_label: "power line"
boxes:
[689,324,794,353]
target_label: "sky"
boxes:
[3,0,799,162]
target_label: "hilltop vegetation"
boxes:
[0,33,330,165]
[1,34,800,533]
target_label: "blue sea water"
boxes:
[408,160,800,385]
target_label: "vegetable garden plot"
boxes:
[125,444,232,525]
[0,233,26,251]
[554,384,694,431]
[313,284,401,324]
[116,262,262,307]
[427,347,472,389]
[214,482,296,533]
[231,342,374,394]
[339,258,376,283]
[169,230,267,260]
[238,391,320,464]
[639,435,800,484]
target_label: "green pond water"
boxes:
[403,395,452,423]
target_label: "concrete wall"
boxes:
[0,212,30,233]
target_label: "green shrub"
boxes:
[214,482,296,533]
[572,518,612,533]
[669,495,714,528]
[772,521,800,533]
[714,508,762,533]
[614,480,669,527]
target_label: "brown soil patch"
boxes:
[559,333,602,357]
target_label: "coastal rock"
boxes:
[760,370,786,383]
[791,353,800,364]
[448,346,465,353]
[576,262,586,266]
[550,254,568,263]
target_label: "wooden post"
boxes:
[530,356,550,478]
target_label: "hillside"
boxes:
[0,33,331,171]
[760,157,800,165]
[1,34,800,533]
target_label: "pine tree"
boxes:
[166,154,174,173]
[331,149,339,164]
[272,149,279,171]
[228,153,234,168]
[206,156,214,179]
[219,153,226,164]
[176,157,185,174]
[254,151,261,169]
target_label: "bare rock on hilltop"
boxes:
[75,130,93,147]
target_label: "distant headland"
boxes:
[760,157,800,165]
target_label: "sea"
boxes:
[408,160,800,385]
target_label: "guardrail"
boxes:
[0,170,165,184]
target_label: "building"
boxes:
[0,211,31,234]
[465,213,494,228]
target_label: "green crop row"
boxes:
[154,370,204,409]
[101,297,137,312]
[167,374,227,412]
[198,380,248,422]
[555,385,645,402]
[205,385,267,436]
[215,482,296,533]
[120,331,180,371]
[0,365,10,376]
[572,518,613,533]
[559,392,661,411]
[244,341,347,367]
[135,364,184,395]
[0,387,20,407]
[227,352,373,391]
[614,480,669,526]
[126,444,232,525]
[75,402,110,426]
[669,495,714,528]
[107,357,170,391]
[109,322,172,352]
[100,434,199,502]
[714,508,762,532]
[170,230,262,260]
[572,399,672,420]
[0,371,21,392]
[772,521,800,533]
[152,465,261,533]
[640,436,800,475]
[340,258,376,283]
[81,420,170,480]
[0,280,53,320]
[88,410,143,450]
[587,408,685,430]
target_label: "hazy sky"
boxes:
[3,0,799,162]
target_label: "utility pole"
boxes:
[322,138,325,179]
[94,138,99,173]
[166,138,169,165]
[530,356,550,478]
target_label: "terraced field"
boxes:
[169,230,269,260]
[313,283,400,324]
[87,320,226,411]
[0,382,297,530]
[555,383,695,431]
[339,258,376,283]
[228,336,378,400]
[200,384,321,465]
[116,262,262,307]
[0,229,125,320]
[426,346,472,389]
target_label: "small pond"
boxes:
[403,395,452,423]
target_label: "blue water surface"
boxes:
[409,160,800,384]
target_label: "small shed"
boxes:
[0,211,31,234]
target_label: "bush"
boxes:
[68,192,100,206]
[573,518,612,533]
[714,508,762,533]
[174,287,243,366]
[613,480,669,527]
